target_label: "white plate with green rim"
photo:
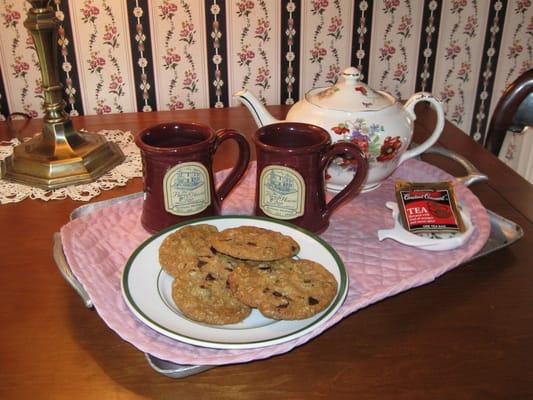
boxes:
[121,216,348,350]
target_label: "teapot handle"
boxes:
[398,92,445,165]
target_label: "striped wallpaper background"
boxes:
[0,0,531,145]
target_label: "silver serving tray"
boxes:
[52,147,523,378]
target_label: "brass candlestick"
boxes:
[2,0,124,190]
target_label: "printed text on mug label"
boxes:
[260,166,305,220]
[163,162,211,216]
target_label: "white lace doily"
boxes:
[0,130,142,204]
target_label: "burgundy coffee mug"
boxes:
[135,122,250,233]
[253,122,368,233]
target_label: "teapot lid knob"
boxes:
[342,67,361,84]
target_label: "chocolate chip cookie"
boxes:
[159,224,218,278]
[210,226,300,261]
[228,258,338,320]
[171,255,251,325]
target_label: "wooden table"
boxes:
[1,107,531,399]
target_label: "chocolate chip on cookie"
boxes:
[210,226,300,261]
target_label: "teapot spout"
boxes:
[234,89,280,127]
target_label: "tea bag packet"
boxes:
[395,181,466,235]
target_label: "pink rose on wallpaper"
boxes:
[325,64,340,84]
[255,66,270,89]
[397,15,412,37]
[81,2,100,24]
[311,0,329,15]
[457,62,471,82]
[163,51,181,70]
[310,42,327,63]
[109,74,124,96]
[95,101,112,115]
[254,18,270,42]
[439,85,455,104]
[183,71,197,86]
[445,41,461,60]
[237,45,255,66]
[508,40,524,59]
[182,70,198,93]
[159,1,178,20]
[2,4,21,28]
[450,0,467,14]
[11,56,30,78]
[168,97,185,111]
[392,63,408,84]
[463,16,478,37]
[327,16,343,40]
[88,54,106,73]
[383,0,400,13]
[103,24,119,49]
[378,42,396,61]
[179,21,195,45]
[236,0,255,17]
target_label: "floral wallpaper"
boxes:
[370,0,419,100]
[300,0,353,95]
[228,0,279,105]
[0,0,531,145]
[432,0,486,134]
[66,0,136,115]
[151,0,209,110]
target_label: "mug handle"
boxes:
[321,142,368,218]
[398,92,445,164]
[212,128,251,202]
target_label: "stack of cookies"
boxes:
[159,224,338,325]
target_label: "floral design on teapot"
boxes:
[331,119,403,170]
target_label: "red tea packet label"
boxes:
[395,181,465,234]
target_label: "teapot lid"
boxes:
[306,67,395,112]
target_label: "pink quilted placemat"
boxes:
[61,159,490,366]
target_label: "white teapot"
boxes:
[235,67,445,192]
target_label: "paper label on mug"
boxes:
[259,166,305,220]
[163,162,211,216]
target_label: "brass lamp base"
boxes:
[0,0,126,191]
[2,129,125,190]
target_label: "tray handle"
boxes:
[423,145,488,187]
[53,233,93,309]
[145,354,214,378]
